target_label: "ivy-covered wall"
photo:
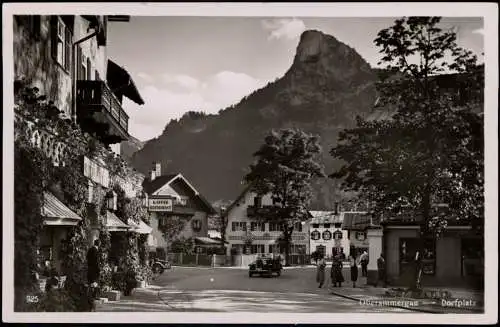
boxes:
[14,84,150,312]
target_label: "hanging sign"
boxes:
[148,198,173,212]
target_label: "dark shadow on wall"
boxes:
[14,15,68,112]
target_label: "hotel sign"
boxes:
[148,198,173,212]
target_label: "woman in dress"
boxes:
[349,254,358,288]
[316,257,326,288]
[331,255,345,287]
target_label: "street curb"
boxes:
[329,290,442,314]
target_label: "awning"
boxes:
[128,219,153,234]
[42,192,82,226]
[106,210,130,232]
[107,60,144,105]
[341,212,373,230]
[195,237,222,246]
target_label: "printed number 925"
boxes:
[26,295,39,303]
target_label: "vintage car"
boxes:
[248,256,283,277]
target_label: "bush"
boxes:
[35,288,76,312]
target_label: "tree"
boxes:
[245,128,325,266]
[330,17,483,290]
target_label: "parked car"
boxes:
[151,258,172,274]
[248,256,282,277]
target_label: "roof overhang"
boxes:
[106,210,131,232]
[42,192,82,227]
[128,219,153,234]
[107,59,145,105]
[195,237,223,246]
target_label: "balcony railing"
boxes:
[19,119,67,167]
[76,80,129,143]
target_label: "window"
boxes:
[322,230,332,240]
[311,230,321,241]
[176,196,188,206]
[312,223,319,228]
[250,222,265,232]
[323,223,331,229]
[355,231,366,241]
[253,196,262,207]
[51,16,71,71]
[334,223,342,228]
[399,238,436,277]
[269,222,280,232]
[294,222,303,232]
[232,222,247,232]
[251,244,265,254]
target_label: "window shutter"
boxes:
[65,27,71,71]
[50,16,58,59]
[87,58,92,80]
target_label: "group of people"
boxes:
[315,251,386,289]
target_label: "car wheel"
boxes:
[249,272,253,278]
[276,270,281,277]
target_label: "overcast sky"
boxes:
[107,17,484,142]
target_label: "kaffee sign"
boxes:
[148,198,173,212]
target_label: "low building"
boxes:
[382,218,483,288]
[224,186,310,257]
[142,162,216,258]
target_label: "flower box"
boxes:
[105,290,121,301]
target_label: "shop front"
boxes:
[383,223,483,288]
[39,192,83,291]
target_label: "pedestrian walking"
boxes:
[316,257,326,288]
[376,253,387,287]
[349,254,358,288]
[360,251,369,277]
[330,255,344,287]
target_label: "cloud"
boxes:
[162,74,200,90]
[261,18,306,41]
[136,72,154,83]
[123,72,267,141]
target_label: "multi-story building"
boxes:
[224,187,310,257]
[308,210,349,260]
[14,15,147,272]
[142,162,217,259]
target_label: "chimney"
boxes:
[334,202,340,215]
[155,162,161,177]
[150,170,156,181]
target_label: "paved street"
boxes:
[97,266,412,312]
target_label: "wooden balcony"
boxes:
[247,205,275,218]
[76,80,129,145]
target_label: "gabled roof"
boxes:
[142,173,216,214]
[142,174,179,195]
[224,183,253,214]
